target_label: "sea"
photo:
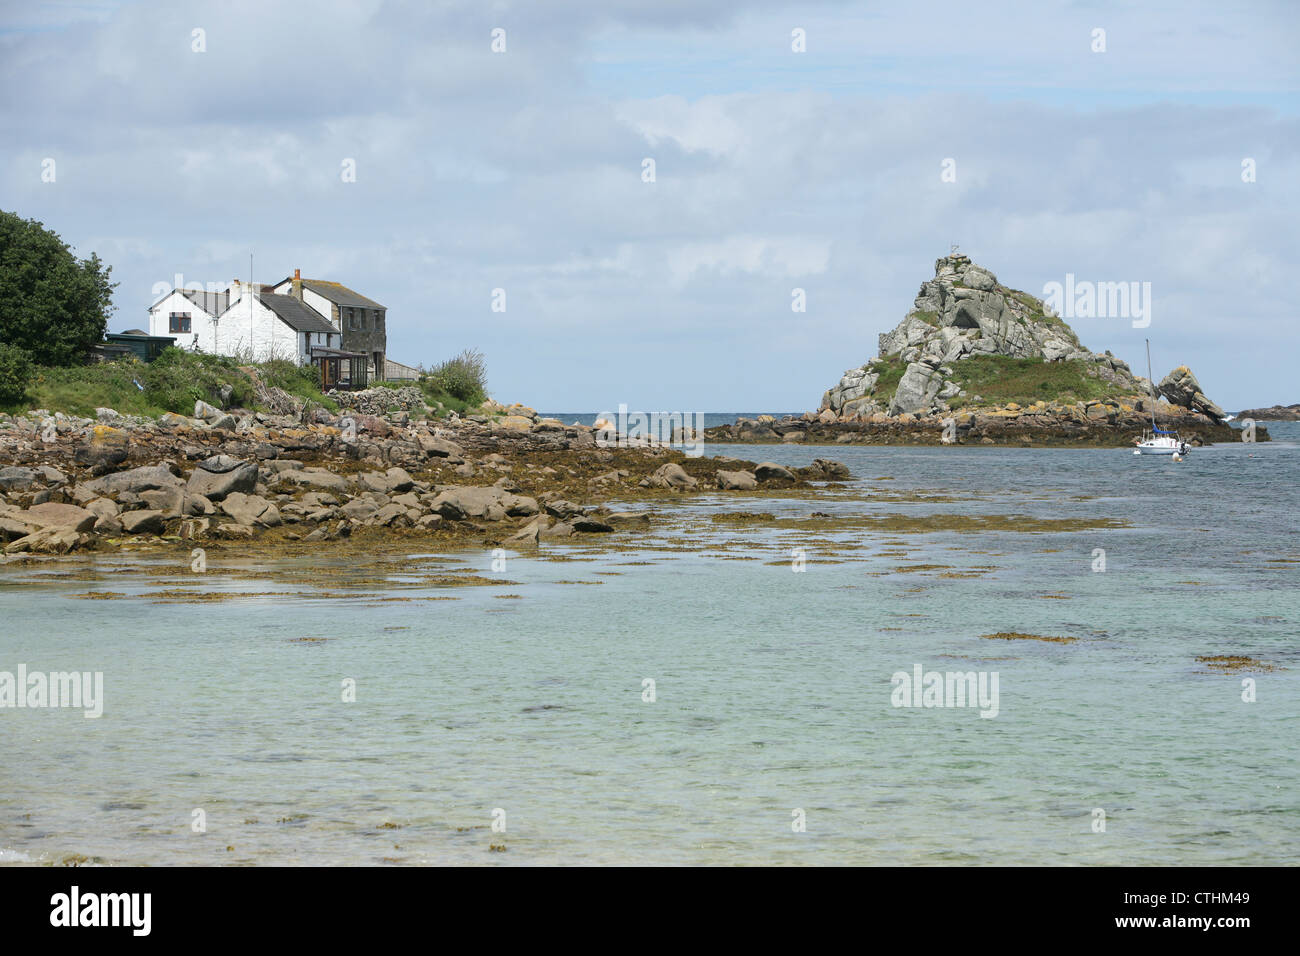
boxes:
[1,421,1296,865]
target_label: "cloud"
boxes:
[1,0,1296,409]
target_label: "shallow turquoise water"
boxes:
[1,427,1297,865]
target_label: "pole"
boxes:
[1145,338,1156,431]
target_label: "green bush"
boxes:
[0,343,32,404]
[424,349,487,405]
[0,210,117,365]
[143,347,254,411]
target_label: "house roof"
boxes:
[181,289,230,316]
[108,330,174,341]
[298,279,386,310]
[258,293,339,335]
[146,286,229,315]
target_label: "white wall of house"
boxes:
[147,290,215,351]
[301,288,336,327]
[211,291,299,364]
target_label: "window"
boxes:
[347,308,356,330]
[169,312,191,333]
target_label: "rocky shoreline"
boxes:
[0,398,849,557]
[707,401,1254,447]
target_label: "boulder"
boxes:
[278,468,351,493]
[754,462,797,484]
[889,362,945,416]
[606,511,651,529]
[82,464,182,497]
[431,486,509,521]
[1157,366,1227,422]
[417,434,465,460]
[797,458,850,481]
[212,523,255,540]
[73,425,130,475]
[503,517,549,548]
[20,502,97,533]
[0,515,35,541]
[4,527,83,555]
[646,462,698,490]
[186,456,258,501]
[219,493,281,528]
[120,510,166,535]
[194,400,224,421]
[0,467,39,493]
[140,485,186,518]
[716,469,758,490]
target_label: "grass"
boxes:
[0,349,331,418]
[868,359,908,404]
[1,348,496,421]
[944,356,1125,408]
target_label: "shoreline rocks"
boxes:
[0,403,852,557]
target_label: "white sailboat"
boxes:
[1134,339,1189,456]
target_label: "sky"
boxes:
[2,0,1297,411]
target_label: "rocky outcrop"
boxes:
[1156,367,1226,422]
[816,252,1228,430]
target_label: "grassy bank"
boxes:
[0,349,334,418]
[0,347,497,421]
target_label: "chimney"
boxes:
[291,268,303,301]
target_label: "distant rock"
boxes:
[1236,403,1300,421]
[816,252,1226,424]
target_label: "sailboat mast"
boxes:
[1145,338,1156,431]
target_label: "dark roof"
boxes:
[180,289,230,315]
[108,331,175,342]
[258,293,339,335]
[299,279,386,310]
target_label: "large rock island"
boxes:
[710,252,1252,447]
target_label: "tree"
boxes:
[0,210,117,366]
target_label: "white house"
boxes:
[147,272,388,387]
[145,287,228,352]
[147,280,343,364]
